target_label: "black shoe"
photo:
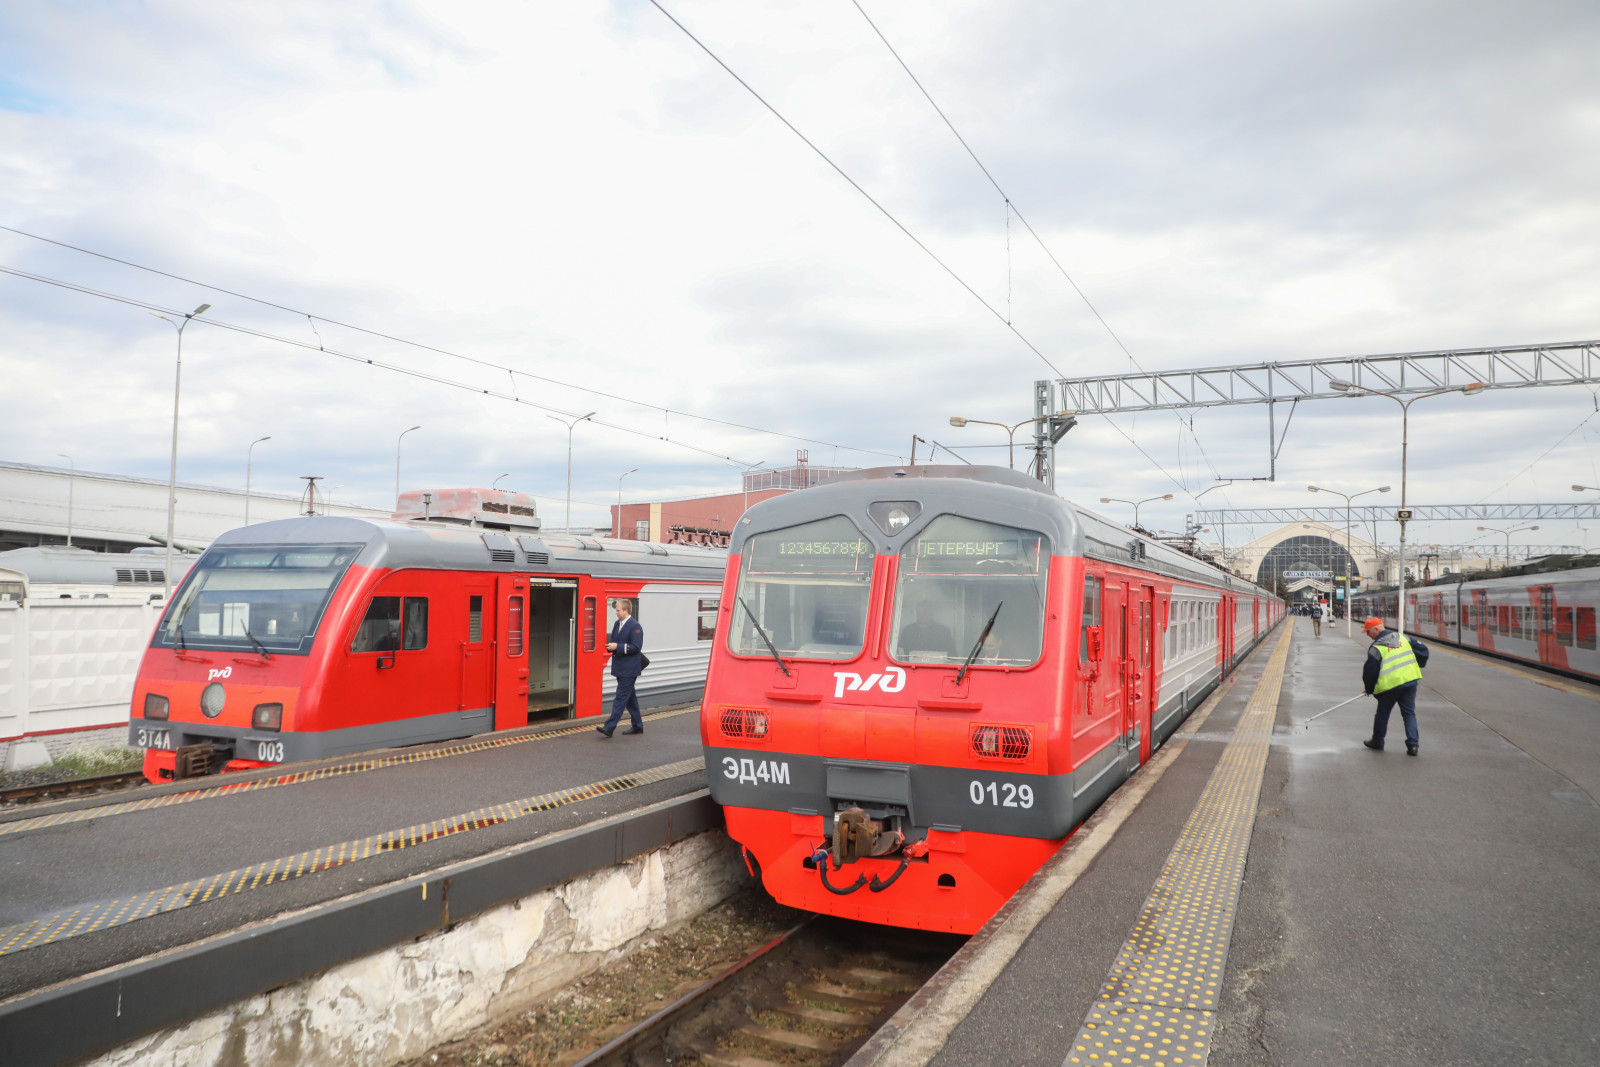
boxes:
[623,727,644,735]
[597,726,614,738]
[1406,745,1418,756]
[1362,739,1384,751]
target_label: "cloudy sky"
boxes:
[2,0,1597,553]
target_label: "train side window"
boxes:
[1080,575,1103,661]
[583,597,597,651]
[697,597,720,641]
[351,596,401,653]
[1555,606,1573,647]
[1578,607,1596,650]
[1165,601,1176,660]
[508,596,524,656]
[469,595,484,643]
[402,597,428,650]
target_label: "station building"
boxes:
[610,458,853,547]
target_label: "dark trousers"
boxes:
[1371,682,1419,749]
[605,675,642,732]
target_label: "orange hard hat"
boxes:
[1362,616,1384,633]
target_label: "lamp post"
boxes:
[1330,379,1485,638]
[615,467,639,538]
[56,453,74,547]
[244,436,271,527]
[154,302,211,598]
[1100,494,1174,531]
[547,411,595,531]
[492,473,511,489]
[1308,483,1391,636]
[948,415,1042,470]
[395,425,421,505]
[1476,524,1539,570]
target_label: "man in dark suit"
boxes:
[599,598,645,737]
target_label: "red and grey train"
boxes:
[1351,564,1600,679]
[129,489,725,783]
[699,465,1284,934]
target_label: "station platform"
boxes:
[0,705,712,1004]
[857,618,1600,1067]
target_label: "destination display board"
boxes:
[746,516,873,576]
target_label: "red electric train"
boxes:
[699,465,1283,934]
[1351,563,1600,679]
[129,489,725,783]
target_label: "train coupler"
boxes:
[832,807,904,865]
[173,742,229,779]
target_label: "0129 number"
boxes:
[969,780,1034,809]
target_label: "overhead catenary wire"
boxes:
[0,223,900,464]
[848,0,1229,494]
[646,0,1194,498]
[0,263,808,468]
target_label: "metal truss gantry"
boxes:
[1057,340,1600,415]
[1193,502,1600,525]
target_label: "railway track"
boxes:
[0,770,146,808]
[574,916,962,1067]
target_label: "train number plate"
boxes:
[136,729,173,750]
[254,740,285,763]
[968,779,1035,809]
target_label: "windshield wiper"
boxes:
[242,625,273,662]
[738,596,791,677]
[956,601,1004,685]
[170,594,197,653]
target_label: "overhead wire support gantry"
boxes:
[1193,502,1600,525]
[1055,340,1600,415]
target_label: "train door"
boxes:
[495,575,528,730]
[1132,584,1156,762]
[1102,579,1128,751]
[1221,594,1235,668]
[1536,585,1567,669]
[527,581,579,719]
[460,581,494,712]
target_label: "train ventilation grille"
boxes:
[971,725,1030,761]
[487,549,516,563]
[525,552,550,565]
[719,707,769,740]
[114,569,161,583]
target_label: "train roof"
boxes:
[735,465,1277,597]
[207,516,727,582]
[1369,561,1600,596]
[0,546,195,588]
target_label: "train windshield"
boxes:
[153,544,362,656]
[890,516,1049,666]
[729,516,874,660]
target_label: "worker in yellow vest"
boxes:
[1361,616,1430,756]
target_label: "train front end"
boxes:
[130,528,372,783]
[701,466,1082,934]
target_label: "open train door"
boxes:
[494,575,529,731]
[527,579,580,720]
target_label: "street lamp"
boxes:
[56,453,74,547]
[1476,524,1539,570]
[1330,378,1484,638]
[949,415,1042,470]
[547,411,595,531]
[395,425,421,505]
[1308,483,1390,636]
[153,302,211,598]
[615,467,639,538]
[244,436,271,527]
[1100,494,1174,530]
[492,473,511,489]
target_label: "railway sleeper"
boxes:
[737,1022,841,1052]
[823,965,918,991]
[771,1002,870,1026]
[798,979,892,1005]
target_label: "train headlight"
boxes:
[200,682,226,718]
[144,693,169,721]
[868,500,922,536]
[252,703,283,731]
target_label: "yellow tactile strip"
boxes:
[0,756,705,959]
[1067,625,1291,1065]
[0,706,699,840]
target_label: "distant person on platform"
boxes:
[599,599,645,737]
[898,602,957,658]
[1360,616,1430,756]
[1311,605,1322,637]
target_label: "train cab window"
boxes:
[157,544,361,656]
[698,597,720,641]
[730,516,873,660]
[890,515,1049,667]
[403,597,428,650]
[469,595,484,642]
[1578,607,1597,650]
[1082,576,1103,661]
[351,597,401,653]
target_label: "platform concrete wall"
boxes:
[82,829,747,1067]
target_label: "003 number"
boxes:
[256,741,284,762]
[969,780,1034,809]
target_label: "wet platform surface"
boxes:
[907,619,1600,1067]
[0,707,708,1001]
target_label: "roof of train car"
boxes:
[734,465,1278,598]
[0,546,196,586]
[1362,563,1600,598]
[207,515,727,582]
